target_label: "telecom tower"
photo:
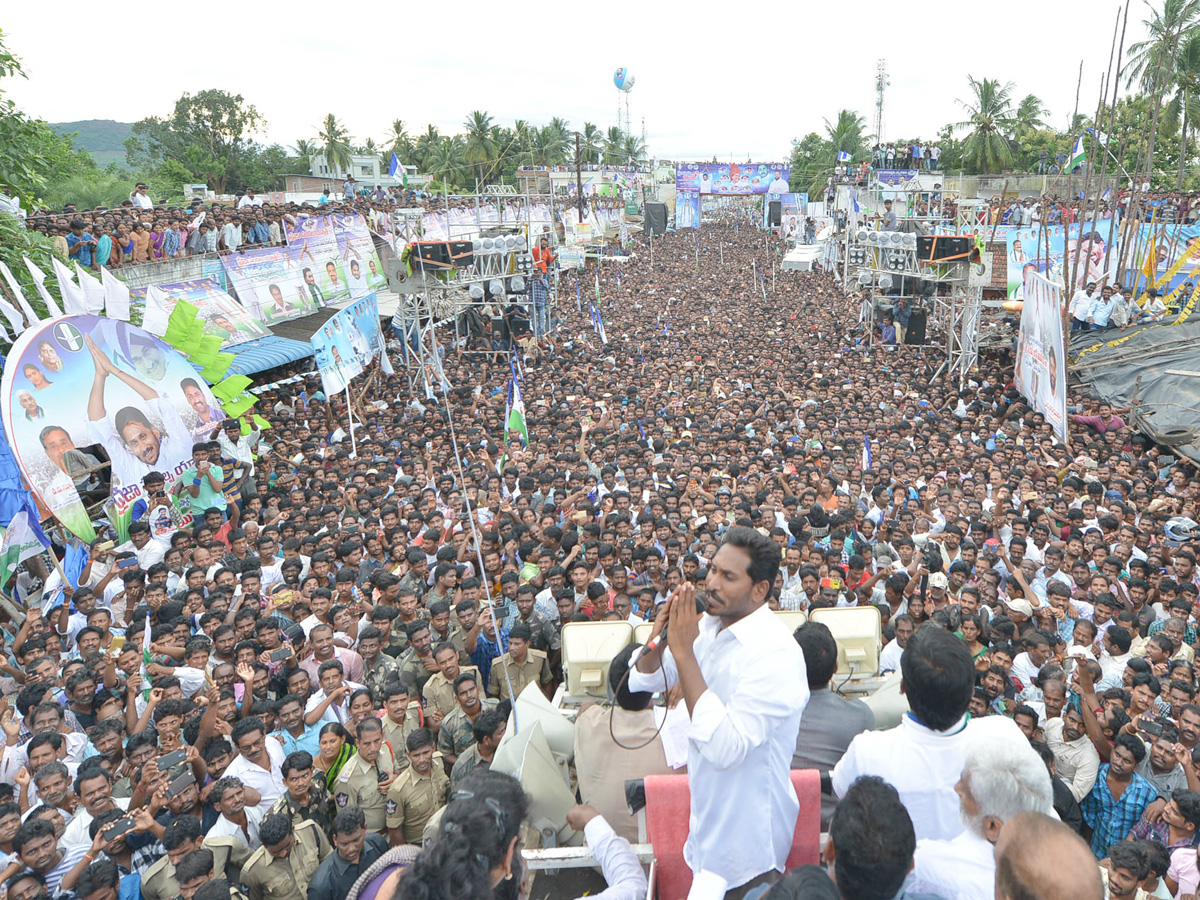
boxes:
[874,59,889,144]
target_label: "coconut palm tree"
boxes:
[1166,30,1200,186]
[427,135,466,190]
[824,110,868,160]
[621,133,647,167]
[1015,94,1048,131]
[1125,0,1200,178]
[463,110,496,186]
[581,123,602,164]
[545,117,571,164]
[292,138,315,167]
[316,114,353,179]
[413,124,441,171]
[603,126,625,164]
[955,77,1017,173]
[386,119,412,163]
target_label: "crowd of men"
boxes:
[1,209,1199,900]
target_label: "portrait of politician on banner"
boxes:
[0,316,225,540]
[310,294,385,396]
[1014,271,1068,443]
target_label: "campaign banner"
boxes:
[1014,272,1068,442]
[0,317,225,539]
[1005,218,1124,299]
[675,162,791,195]
[676,193,700,229]
[221,246,340,325]
[332,213,389,299]
[283,214,340,259]
[128,279,269,347]
[874,169,919,186]
[311,294,385,395]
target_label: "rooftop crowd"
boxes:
[0,209,1199,900]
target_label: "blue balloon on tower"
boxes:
[613,67,635,92]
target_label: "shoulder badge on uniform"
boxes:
[386,799,397,816]
[336,792,349,807]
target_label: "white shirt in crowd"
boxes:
[832,714,1025,842]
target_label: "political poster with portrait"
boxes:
[332,214,389,298]
[221,246,333,326]
[128,279,269,347]
[0,316,227,540]
[1003,216,1123,299]
[676,162,791,195]
[675,193,700,230]
[1014,271,1068,443]
[283,214,340,259]
[310,294,385,395]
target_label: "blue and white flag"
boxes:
[837,150,852,162]
[862,435,872,471]
[1101,188,1111,201]
[0,496,50,580]
[589,303,608,344]
[388,153,400,177]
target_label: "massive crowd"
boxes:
[0,211,1199,900]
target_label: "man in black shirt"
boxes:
[306,807,388,900]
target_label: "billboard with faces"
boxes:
[1,316,226,539]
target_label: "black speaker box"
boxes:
[904,308,928,344]
[768,200,782,227]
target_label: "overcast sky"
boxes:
[5,1,1139,163]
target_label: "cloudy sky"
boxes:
[5,1,1141,162]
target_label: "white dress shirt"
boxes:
[832,713,1026,842]
[575,815,649,900]
[627,604,809,890]
[60,798,130,848]
[207,802,266,849]
[221,740,286,806]
[907,829,996,900]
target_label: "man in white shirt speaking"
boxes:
[630,526,808,897]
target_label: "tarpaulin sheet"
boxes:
[1070,319,1200,465]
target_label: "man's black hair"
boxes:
[899,624,974,731]
[828,775,916,900]
[794,621,838,690]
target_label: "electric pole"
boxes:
[575,132,584,221]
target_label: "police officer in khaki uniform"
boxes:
[332,718,396,833]
[395,621,438,697]
[141,816,252,900]
[437,673,499,767]
[386,727,449,845]
[240,812,331,900]
[380,681,422,772]
[423,645,477,721]
[487,624,553,701]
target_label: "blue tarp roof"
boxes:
[193,335,314,377]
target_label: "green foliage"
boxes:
[788,133,827,195]
[127,90,267,194]
[955,76,1017,173]
[0,212,64,323]
[44,171,131,210]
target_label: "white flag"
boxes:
[0,260,37,326]
[142,284,170,336]
[22,258,64,318]
[75,263,106,314]
[100,266,131,321]
[0,504,50,579]
[51,257,88,316]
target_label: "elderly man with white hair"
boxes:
[905,735,1055,900]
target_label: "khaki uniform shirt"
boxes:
[385,762,450,844]
[422,667,479,718]
[240,819,331,900]
[381,706,423,772]
[333,744,397,832]
[141,836,250,900]
[487,649,552,700]
[437,699,498,758]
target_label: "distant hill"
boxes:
[50,119,134,168]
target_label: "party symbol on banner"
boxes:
[52,321,84,352]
